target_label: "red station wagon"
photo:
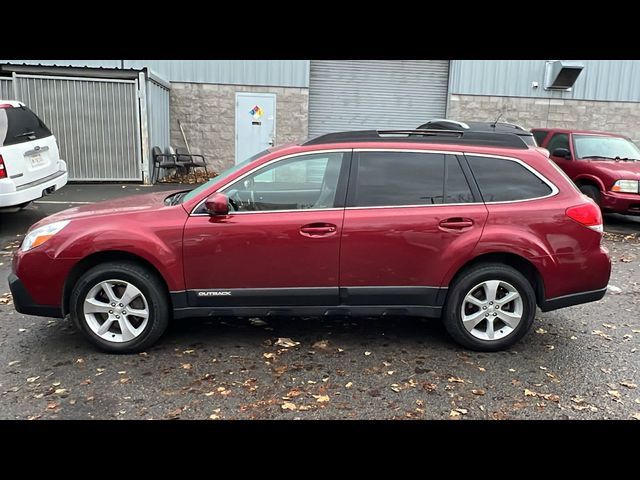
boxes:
[8,128,612,353]
[532,128,640,216]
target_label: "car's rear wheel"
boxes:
[443,263,536,351]
[69,262,170,353]
[579,184,601,206]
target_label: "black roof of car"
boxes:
[417,119,534,137]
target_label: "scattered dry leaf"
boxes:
[448,376,465,383]
[535,328,547,334]
[345,382,353,389]
[620,381,637,389]
[275,338,299,348]
[281,402,297,411]
[263,353,275,359]
[364,351,372,356]
[181,363,192,370]
[312,340,329,350]
[26,376,40,383]
[472,389,486,396]
[313,395,330,403]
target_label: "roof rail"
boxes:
[303,129,529,149]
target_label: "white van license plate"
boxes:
[29,154,45,167]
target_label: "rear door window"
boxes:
[0,106,52,146]
[349,151,445,207]
[467,155,553,202]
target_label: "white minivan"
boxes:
[0,100,67,209]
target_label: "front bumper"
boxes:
[7,273,63,318]
[600,190,640,215]
[0,164,68,208]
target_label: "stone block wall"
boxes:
[169,83,309,173]
[448,94,640,143]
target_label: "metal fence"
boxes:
[14,74,142,181]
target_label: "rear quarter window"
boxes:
[1,106,52,147]
[467,155,553,202]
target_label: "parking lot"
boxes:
[1,184,639,420]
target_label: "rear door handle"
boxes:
[439,218,474,230]
[300,223,337,237]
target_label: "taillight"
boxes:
[0,103,14,109]
[566,202,603,232]
[0,155,7,179]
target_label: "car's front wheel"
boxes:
[443,263,536,351]
[69,262,170,353]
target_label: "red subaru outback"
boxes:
[8,129,611,353]
[532,128,640,216]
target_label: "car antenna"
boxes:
[491,112,503,128]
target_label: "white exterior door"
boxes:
[235,92,276,164]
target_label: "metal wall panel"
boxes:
[124,60,309,87]
[14,75,141,181]
[146,77,170,155]
[450,60,640,102]
[308,60,449,137]
[0,78,13,99]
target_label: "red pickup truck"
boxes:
[532,128,640,216]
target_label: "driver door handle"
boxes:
[300,223,337,238]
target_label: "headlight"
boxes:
[21,220,70,252]
[611,179,640,194]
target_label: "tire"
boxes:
[443,263,536,351]
[69,261,170,353]
[579,184,601,205]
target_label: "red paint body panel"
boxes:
[340,204,488,287]
[12,191,188,305]
[183,210,344,289]
[533,128,640,215]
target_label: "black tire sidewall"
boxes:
[70,262,170,353]
[443,264,536,351]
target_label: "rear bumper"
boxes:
[600,191,640,215]
[539,286,607,312]
[7,273,63,318]
[0,163,68,207]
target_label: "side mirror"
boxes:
[552,147,572,159]
[204,193,229,215]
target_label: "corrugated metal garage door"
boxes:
[0,78,13,99]
[14,74,141,181]
[308,60,450,137]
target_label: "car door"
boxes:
[182,150,350,309]
[546,132,580,179]
[339,150,488,307]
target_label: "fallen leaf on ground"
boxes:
[608,390,621,399]
[47,402,59,410]
[8,361,20,367]
[423,383,437,392]
[620,381,637,389]
[508,368,516,372]
[117,371,127,375]
[209,414,220,420]
[26,376,40,383]
[281,402,297,411]
[275,338,299,348]
[54,388,67,395]
[165,407,183,419]
[592,330,613,341]
[535,328,547,334]
[182,350,195,354]
[449,410,461,418]
[120,378,130,384]
[313,395,330,403]
[455,408,468,414]
[263,353,275,359]
[478,367,486,372]
[18,328,27,333]
[390,386,401,393]
[524,389,537,397]
[472,389,486,396]
[364,351,372,356]
[602,323,616,330]
[448,376,465,383]
[312,340,329,350]
[181,363,192,370]
[345,382,353,388]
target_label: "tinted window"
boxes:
[222,152,344,211]
[546,133,570,155]
[532,130,549,146]
[1,106,52,146]
[352,151,444,207]
[467,155,553,202]
[445,155,474,204]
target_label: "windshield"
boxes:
[574,135,640,160]
[180,149,270,203]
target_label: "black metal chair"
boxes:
[175,147,209,179]
[152,146,186,184]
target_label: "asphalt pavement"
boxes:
[0,184,638,419]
